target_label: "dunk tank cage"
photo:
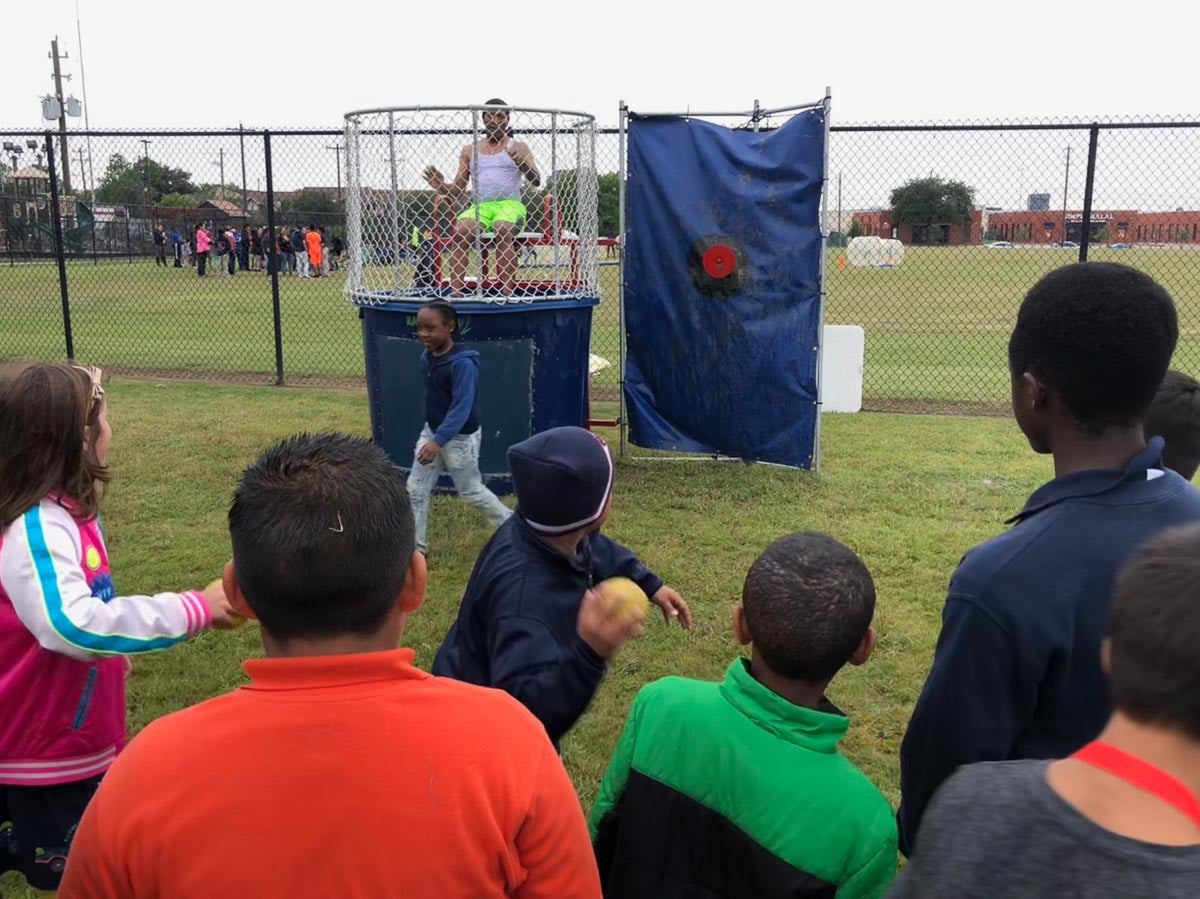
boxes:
[344,105,601,490]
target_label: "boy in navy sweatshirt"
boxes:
[897,263,1200,856]
[407,300,511,556]
[433,426,692,746]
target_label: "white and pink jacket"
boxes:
[0,499,210,786]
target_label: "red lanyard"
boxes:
[1072,741,1200,828]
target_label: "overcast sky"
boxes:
[5,0,1198,129]
[6,1,1198,209]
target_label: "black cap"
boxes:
[484,98,510,110]
[508,427,614,535]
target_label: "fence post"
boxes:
[264,131,285,385]
[1078,124,1100,263]
[45,131,74,361]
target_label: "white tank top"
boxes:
[472,139,524,202]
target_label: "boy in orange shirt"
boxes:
[60,433,600,899]
[305,222,323,277]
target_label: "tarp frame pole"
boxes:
[626,99,825,120]
[618,100,628,459]
[813,86,832,472]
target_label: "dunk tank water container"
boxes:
[343,104,601,492]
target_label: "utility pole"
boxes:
[1062,146,1072,246]
[325,144,343,207]
[139,139,152,209]
[49,37,72,195]
[214,148,225,198]
[76,0,95,203]
[238,125,248,223]
[76,146,87,197]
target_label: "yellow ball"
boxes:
[595,577,650,620]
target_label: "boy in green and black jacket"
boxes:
[590,532,897,899]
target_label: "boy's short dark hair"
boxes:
[1008,263,1178,429]
[742,532,876,682]
[1109,523,1200,740]
[1145,370,1200,480]
[228,433,416,640]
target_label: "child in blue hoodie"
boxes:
[407,300,511,555]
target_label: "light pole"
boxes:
[325,144,344,208]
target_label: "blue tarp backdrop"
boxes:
[623,108,825,468]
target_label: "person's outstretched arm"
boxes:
[588,533,664,600]
[0,502,214,660]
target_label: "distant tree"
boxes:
[1178,227,1191,243]
[95,153,197,205]
[848,218,864,239]
[890,177,975,229]
[157,193,197,209]
[597,172,619,237]
[1095,226,1110,243]
[279,190,339,217]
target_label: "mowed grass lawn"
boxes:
[0,379,1056,897]
[4,246,1200,405]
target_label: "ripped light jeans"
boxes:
[407,425,511,554]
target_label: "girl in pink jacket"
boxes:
[0,364,236,894]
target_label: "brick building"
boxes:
[851,209,985,246]
[986,209,1200,245]
[853,207,1200,247]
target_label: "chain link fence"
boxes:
[826,118,1200,412]
[3,118,1198,411]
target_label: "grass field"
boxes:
[4,246,1199,408]
[0,379,1054,896]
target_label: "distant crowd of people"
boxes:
[152,223,345,278]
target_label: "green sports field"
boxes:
[4,245,1199,407]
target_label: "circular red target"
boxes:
[702,245,737,279]
[689,235,748,298]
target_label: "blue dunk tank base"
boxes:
[360,296,599,495]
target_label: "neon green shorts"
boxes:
[457,199,527,232]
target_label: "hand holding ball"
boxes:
[203,578,245,629]
[578,578,649,659]
[594,577,651,620]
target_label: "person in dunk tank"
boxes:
[422,100,541,297]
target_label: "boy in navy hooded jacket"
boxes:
[434,426,692,746]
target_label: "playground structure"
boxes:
[343,105,599,304]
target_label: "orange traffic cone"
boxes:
[838,255,846,269]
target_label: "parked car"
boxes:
[986,241,1014,248]
[1110,242,1131,249]
[1053,240,1079,248]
